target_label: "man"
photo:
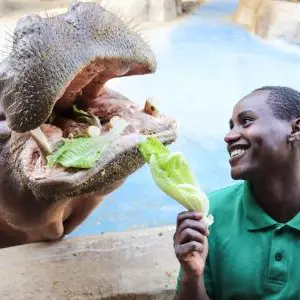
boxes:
[174,86,300,299]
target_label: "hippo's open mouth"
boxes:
[0,2,178,247]
[20,59,176,198]
[0,2,177,199]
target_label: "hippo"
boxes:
[0,1,176,248]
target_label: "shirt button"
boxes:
[275,252,283,261]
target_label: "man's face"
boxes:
[224,90,292,180]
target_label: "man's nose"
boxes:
[224,128,241,144]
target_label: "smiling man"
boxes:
[173,86,300,299]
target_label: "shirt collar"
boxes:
[243,181,300,232]
[286,213,300,231]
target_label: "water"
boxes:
[69,0,300,237]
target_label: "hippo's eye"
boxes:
[0,121,11,142]
[0,112,6,121]
[0,133,11,142]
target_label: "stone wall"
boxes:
[233,0,272,35]
[233,0,300,45]
[0,0,12,14]
[266,1,300,44]
[0,226,179,300]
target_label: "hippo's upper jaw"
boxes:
[2,1,158,132]
[0,2,176,202]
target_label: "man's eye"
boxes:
[242,117,253,126]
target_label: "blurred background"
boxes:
[1,0,300,237]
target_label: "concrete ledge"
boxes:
[0,226,179,300]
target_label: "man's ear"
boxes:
[288,118,300,142]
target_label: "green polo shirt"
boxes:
[176,181,300,299]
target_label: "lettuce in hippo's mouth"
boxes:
[21,56,177,189]
[46,116,128,169]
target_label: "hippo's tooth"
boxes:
[30,127,53,154]
[143,98,159,117]
[106,117,130,135]
[87,125,101,137]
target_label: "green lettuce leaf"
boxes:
[47,118,127,169]
[137,137,213,225]
[72,105,101,128]
[137,135,169,163]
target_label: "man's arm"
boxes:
[173,212,212,300]
[175,272,210,300]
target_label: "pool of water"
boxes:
[69,0,300,237]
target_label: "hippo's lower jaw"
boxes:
[17,59,177,200]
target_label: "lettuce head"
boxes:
[137,137,214,225]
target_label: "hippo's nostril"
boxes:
[13,14,42,44]
[15,14,42,32]
[69,1,81,12]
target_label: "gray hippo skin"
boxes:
[0,1,176,248]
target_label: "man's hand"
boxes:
[173,211,210,281]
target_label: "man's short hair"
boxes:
[252,86,300,121]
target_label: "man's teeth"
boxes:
[30,127,53,154]
[230,149,246,158]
